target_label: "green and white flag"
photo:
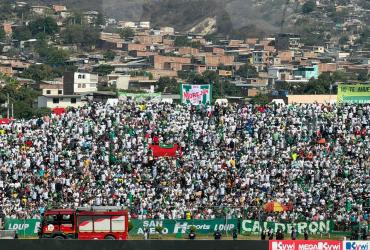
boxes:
[180,84,212,105]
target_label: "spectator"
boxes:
[189,230,196,240]
[276,229,284,240]
[268,228,274,240]
[144,227,149,240]
[361,226,368,240]
[0,101,368,226]
[232,229,237,240]
[291,227,297,240]
[261,228,267,240]
[214,230,222,240]
[304,229,309,240]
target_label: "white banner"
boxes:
[343,241,369,250]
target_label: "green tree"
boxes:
[157,77,178,93]
[294,71,345,94]
[250,93,269,105]
[92,64,114,76]
[0,0,13,21]
[65,12,84,25]
[177,70,195,80]
[29,17,59,36]
[118,27,135,40]
[0,82,47,119]
[52,65,78,77]
[0,28,5,42]
[37,46,69,66]
[61,25,100,47]
[15,4,31,20]
[104,50,116,61]
[21,64,55,82]
[12,26,32,41]
[190,41,202,48]
[95,13,105,26]
[339,36,349,45]
[357,72,368,81]
[174,36,190,47]
[98,84,117,91]
[62,25,84,43]
[204,33,220,44]
[302,0,316,14]
[236,64,258,78]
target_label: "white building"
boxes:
[107,74,130,90]
[268,66,293,81]
[73,72,98,93]
[39,81,63,96]
[118,21,150,29]
[139,21,150,29]
[63,72,98,94]
[37,95,85,109]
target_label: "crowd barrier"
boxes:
[4,218,335,237]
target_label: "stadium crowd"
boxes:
[0,101,369,230]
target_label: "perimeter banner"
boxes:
[241,219,333,234]
[343,241,369,250]
[337,84,370,104]
[180,84,212,105]
[130,219,237,235]
[4,218,40,237]
[269,240,342,250]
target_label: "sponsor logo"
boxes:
[270,241,342,250]
[272,242,295,250]
[297,242,341,250]
[47,224,55,232]
[345,242,369,250]
[7,223,30,230]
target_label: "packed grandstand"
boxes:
[0,102,368,233]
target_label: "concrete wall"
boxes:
[288,95,337,104]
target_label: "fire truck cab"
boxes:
[39,206,128,240]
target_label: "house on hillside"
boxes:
[63,72,98,94]
[37,95,85,108]
[38,80,64,96]
[31,6,50,15]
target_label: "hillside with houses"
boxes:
[0,0,369,117]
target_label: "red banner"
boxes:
[0,118,12,125]
[52,107,66,116]
[149,144,182,158]
[269,240,342,250]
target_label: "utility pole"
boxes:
[11,103,14,118]
[220,80,223,98]
[6,93,9,119]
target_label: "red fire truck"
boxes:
[39,206,129,240]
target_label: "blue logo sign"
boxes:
[346,242,369,250]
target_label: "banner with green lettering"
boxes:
[241,219,333,234]
[4,218,41,237]
[337,84,370,104]
[129,219,238,235]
